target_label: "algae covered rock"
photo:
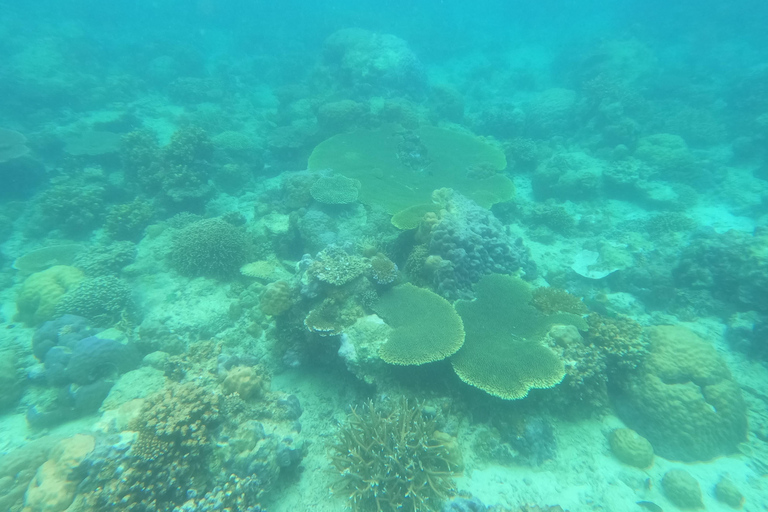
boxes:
[609,428,654,468]
[616,325,748,462]
[661,469,703,509]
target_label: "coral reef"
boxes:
[715,477,745,509]
[170,217,251,279]
[72,241,137,277]
[452,274,586,399]
[372,283,465,365]
[584,313,647,374]
[331,398,461,512]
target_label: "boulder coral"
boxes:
[608,428,654,468]
[661,469,703,509]
[15,265,85,326]
[452,274,586,400]
[616,325,748,462]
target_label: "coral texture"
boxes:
[15,265,85,326]
[170,218,251,278]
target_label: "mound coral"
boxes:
[661,469,703,509]
[373,283,464,365]
[617,325,748,462]
[170,217,251,279]
[307,124,512,215]
[15,265,85,326]
[608,428,654,468]
[259,280,294,316]
[331,398,461,512]
[452,274,586,400]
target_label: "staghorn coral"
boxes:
[373,283,464,365]
[452,274,586,400]
[331,398,461,512]
[170,217,251,279]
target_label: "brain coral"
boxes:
[661,469,703,509]
[372,283,464,365]
[608,428,654,469]
[452,274,586,400]
[15,265,85,326]
[616,325,748,462]
[170,218,251,279]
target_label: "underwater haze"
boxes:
[1,0,768,511]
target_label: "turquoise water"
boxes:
[1,1,767,511]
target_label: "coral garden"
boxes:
[1,2,768,512]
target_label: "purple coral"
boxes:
[428,191,536,299]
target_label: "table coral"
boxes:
[307,124,512,215]
[373,283,464,365]
[452,274,586,400]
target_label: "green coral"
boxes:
[307,124,513,215]
[584,313,647,372]
[170,218,251,279]
[452,274,587,400]
[15,265,85,326]
[35,183,106,235]
[331,398,461,512]
[531,287,588,315]
[373,283,464,365]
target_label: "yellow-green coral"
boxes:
[259,280,294,316]
[307,124,513,215]
[15,265,85,326]
[331,398,461,512]
[452,274,586,400]
[373,283,464,365]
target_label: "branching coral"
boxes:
[331,398,461,512]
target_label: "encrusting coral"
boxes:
[331,398,461,512]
